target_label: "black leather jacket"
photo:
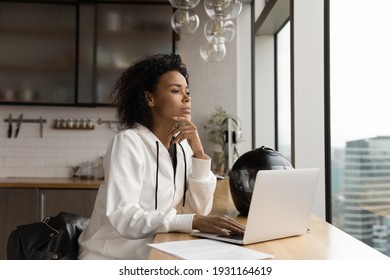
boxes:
[7,212,89,260]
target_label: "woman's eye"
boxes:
[172,89,180,94]
[186,91,190,95]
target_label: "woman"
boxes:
[78,54,244,259]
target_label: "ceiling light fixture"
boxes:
[169,0,243,62]
[169,0,201,34]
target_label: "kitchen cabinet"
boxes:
[0,3,76,105]
[0,2,174,106]
[39,189,97,219]
[0,188,39,260]
[79,4,173,105]
[0,183,98,260]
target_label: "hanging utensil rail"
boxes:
[3,118,47,124]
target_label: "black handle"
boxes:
[14,114,23,138]
[15,127,20,138]
[7,119,12,138]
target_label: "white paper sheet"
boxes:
[148,239,274,260]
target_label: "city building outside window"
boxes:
[330,0,390,256]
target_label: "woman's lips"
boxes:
[181,108,191,114]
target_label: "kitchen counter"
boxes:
[0,177,101,189]
[0,178,101,259]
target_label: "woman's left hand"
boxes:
[171,116,206,159]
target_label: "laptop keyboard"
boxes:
[218,233,244,240]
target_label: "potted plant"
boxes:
[204,106,228,175]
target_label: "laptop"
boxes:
[191,168,321,245]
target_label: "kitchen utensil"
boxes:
[39,117,43,138]
[72,166,80,178]
[7,114,12,138]
[15,113,23,138]
[80,161,94,179]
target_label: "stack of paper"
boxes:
[148,239,274,260]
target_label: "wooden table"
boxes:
[149,179,389,260]
[0,177,101,189]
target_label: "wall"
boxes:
[0,106,116,178]
[177,4,238,154]
[236,4,253,153]
[178,3,252,157]
[293,0,325,218]
[0,4,253,178]
[254,35,275,149]
[254,0,326,219]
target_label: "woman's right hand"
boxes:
[192,215,245,236]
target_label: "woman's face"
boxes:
[148,70,191,123]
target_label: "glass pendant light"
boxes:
[171,8,200,34]
[204,18,235,43]
[222,0,242,20]
[204,0,242,20]
[169,0,201,9]
[168,0,243,62]
[200,38,226,62]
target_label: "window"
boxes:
[275,21,291,162]
[330,0,390,257]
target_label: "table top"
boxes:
[149,179,389,260]
[0,177,101,189]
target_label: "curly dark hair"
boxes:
[111,54,189,130]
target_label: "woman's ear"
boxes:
[145,91,154,107]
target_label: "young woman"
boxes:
[78,54,244,259]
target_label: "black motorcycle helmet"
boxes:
[229,146,293,215]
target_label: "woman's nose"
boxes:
[183,93,190,102]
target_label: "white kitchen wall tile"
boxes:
[5,158,29,167]
[0,106,117,178]
[0,127,6,138]
[65,157,85,166]
[14,167,42,177]
[78,148,102,159]
[45,158,68,168]
[55,167,72,178]
[0,146,15,157]
[35,147,58,158]
[98,148,109,157]
[87,137,112,148]
[16,124,37,137]
[64,131,91,139]
[14,147,36,158]
[46,137,67,148]
[0,168,14,177]
[25,158,46,168]
[33,168,57,178]
[67,137,88,148]
[4,138,28,147]
[57,147,86,159]
[22,137,47,147]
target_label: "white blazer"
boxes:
[78,124,216,259]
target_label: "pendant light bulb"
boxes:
[169,0,201,9]
[171,8,200,34]
[200,38,226,62]
[204,0,242,19]
[223,0,242,19]
[204,18,235,43]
